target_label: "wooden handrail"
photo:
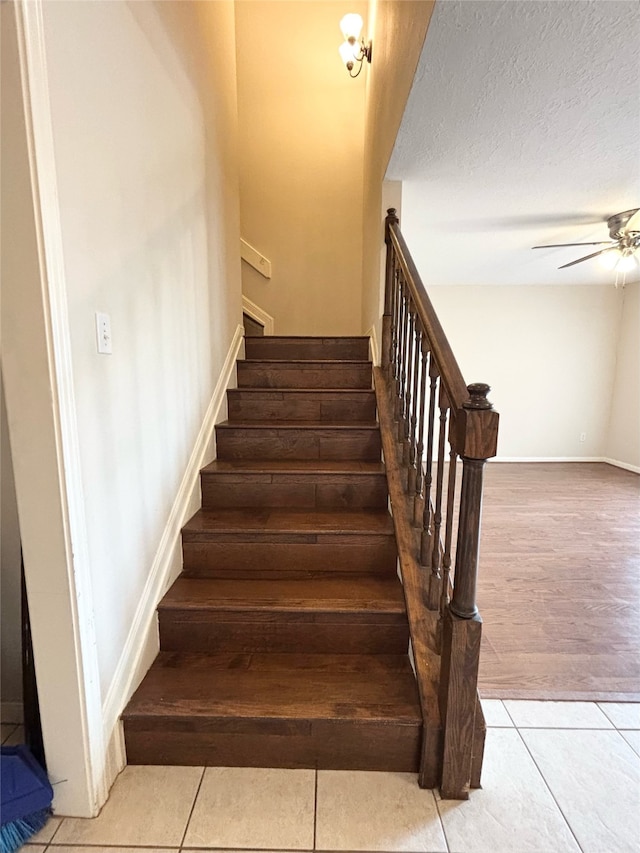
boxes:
[379,207,499,800]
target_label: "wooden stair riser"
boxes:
[201,472,388,510]
[159,612,410,655]
[182,537,398,579]
[245,336,370,361]
[123,721,420,772]
[215,426,381,462]
[227,389,377,422]
[122,650,422,773]
[237,361,372,389]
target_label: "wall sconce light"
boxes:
[338,13,372,77]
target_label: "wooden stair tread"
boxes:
[202,459,385,475]
[183,508,394,535]
[247,336,370,340]
[216,420,379,430]
[159,576,406,616]
[124,652,422,723]
[228,387,375,394]
[238,359,372,365]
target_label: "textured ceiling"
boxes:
[387,0,640,286]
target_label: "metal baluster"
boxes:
[391,266,401,408]
[407,320,421,496]
[420,358,439,569]
[389,261,400,389]
[396,279,408,429]
[414,331,429,526]
[402,305,415,468]
[428,385,450,610]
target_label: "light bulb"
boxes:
[339,41,357,68]
[340,13,363,42]
[599,249,622,270]
[617,252,638,273]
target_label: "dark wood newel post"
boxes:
[450,383,499,619]
[382,208,399,373]
[439,382,498,800]
[450,458,485,618]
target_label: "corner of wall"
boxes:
[602,281,640,469]
[366,324,380,365]
[100,324,244,778]
[242,294,275,335]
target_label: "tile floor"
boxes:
[2,701,639,853]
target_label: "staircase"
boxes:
[123,336,423,772]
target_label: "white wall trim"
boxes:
[101,324,245,767]
[366,325,380,366]
[1,702,24,725]
[493,456,605,463]
[602,457,640,475]
[493,456,639,474]
[17,0,106,815]
[241,238,272,279]
[242,295,274,335]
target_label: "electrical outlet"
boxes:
[579,432,587,442]
[96,312,112,354]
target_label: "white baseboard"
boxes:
[493,457,605,463]
[1,702,24,724]
[366,325,380,366]
[242,295,274,335]
[493,456,640,474]
[103,718,126,791]
[602,457,640,474]
[100,324,245,777]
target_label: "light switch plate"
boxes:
[96,312,112,354]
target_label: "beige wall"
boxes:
[2,0,241,814]
[420,283,621,459]
[606,281,640,468]
[361,0,434,339]
[235,1,366,336]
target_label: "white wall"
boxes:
[426,284,620,458]
[401,181,626,459]
[606,281,640,469]
[2,0,103,813]
[39,0,241,702]
[2,0,241,814]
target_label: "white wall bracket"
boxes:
[241,238,271,279]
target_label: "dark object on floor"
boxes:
[22,558,46,770]
[0,745,53,852]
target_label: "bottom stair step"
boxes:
[123,652,422,771]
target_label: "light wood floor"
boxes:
[476,462,640,701]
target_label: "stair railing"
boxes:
[379,208,499,799]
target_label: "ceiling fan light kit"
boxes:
[532,207,640,284]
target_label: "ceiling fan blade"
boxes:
[558,249,613,269]
[451,213,604,232]
[532,242,614,249]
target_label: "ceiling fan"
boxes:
[532,208,640,271]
